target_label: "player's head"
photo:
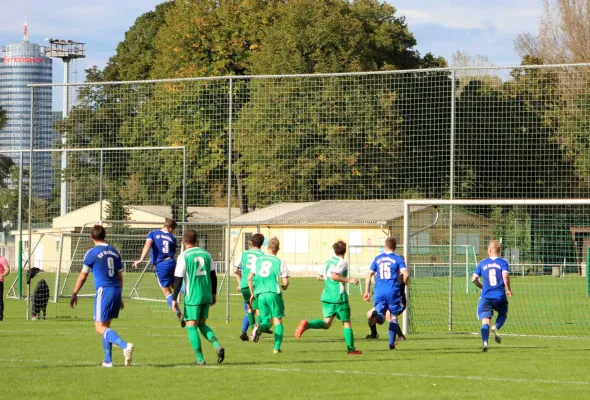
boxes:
[333,241,346,256]
[163,218,177,233]
[90,224,106,243]
[268,237,280,255]
[247,239,253,249]
[183,229,198,247]
[385,237,397,251]
[250,233,264,249]
[488,240,501,257]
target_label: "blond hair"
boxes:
[268,237,280,253]
[488,240,501,256]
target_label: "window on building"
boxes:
[244,232,253,250]
[410,231,430,254]
[283,230,309,254]
[456,232,480,255]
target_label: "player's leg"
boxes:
[158,264,184,325]
[185,318,205,365]
[252,293,270,342]
[366,307,379,339]
[197,312,225,364]
[0,281,4,321]
[269,294,285,353]
[491,298,508,343]
[273,317,284,353]
[338,303,361,354]
[240,302,250,341]
[295,302,334,338]
[95,287,133,366]
[477,297,493,352]
[241,288,256,330]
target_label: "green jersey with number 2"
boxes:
[175,247,213,306]
[320,256,349,304]
[239,249,264,289]
[253,254,289,296]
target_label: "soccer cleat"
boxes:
[250,324,262,343]
[397,334,406,341]
[347,349,363,355]
[239,332,249,342]
[368,310,378,326]
[482,342,489,352]
[216,347,225,364]
[262,329,273,334]
[273,349,282,354]
[178,313,186,328]
[195,360,207,366]
[123,343,134,366]
[492,326,502,344]
[365,333,379,340]
[294,320,309,339]
[101,362,113,368]
[389,344,396,350]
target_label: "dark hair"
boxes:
[90,225,106,241]
[183,229,197,245]
[268,237,280,253]
[164,218,177,230]
[333,241,347,256]
[250,233,264,248]
[385,237,397,251]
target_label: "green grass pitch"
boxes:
[1,275,589,399]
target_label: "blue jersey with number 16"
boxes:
[147,230,177,265]
[474,257,510,300]
[83,243,123,290]
[369,252,406,295]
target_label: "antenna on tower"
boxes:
[23,0,29,42]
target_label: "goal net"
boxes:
[403,200,590,338]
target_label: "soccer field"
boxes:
[1,277,589,399]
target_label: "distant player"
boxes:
[235,233,265,341]
[248,237,289,353]
[363,237,408,350]
[70,225,134,367]
[472,240,512,352]
[171,229,225,365]
[366,268,407,341]
[294,241,362,355]
[132,218,183,326]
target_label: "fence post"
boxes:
[26,88,35,319]
[448,69,456,332]
[99,149,104,223]
[225,77,234,323]
[587,247,590,297]
[17,151,24,299]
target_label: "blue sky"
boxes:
[0,0,543,109]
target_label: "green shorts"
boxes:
[241,287,259,310]
[184,304,210,321]
[257,292,285,322]
[322,301,351,322]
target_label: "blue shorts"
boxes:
[155,259,176,288]
[374,290,404,317]
[94,286,122,323]
[477,297,508,320]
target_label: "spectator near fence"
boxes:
[0,256,10,321]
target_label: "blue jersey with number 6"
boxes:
[369,252,406,295]
[147,230,177,265]
[474,257,510,299]
[83,243,123,290]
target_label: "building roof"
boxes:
[231,200,430,225]
[122,205,241,224]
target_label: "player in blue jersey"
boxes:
[363,237,409,350]
[70,225,134,367]
[365,273,407,341]
[472,240,513,352]
[132,218,184,326]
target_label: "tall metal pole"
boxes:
[448,69,456,332]
[99,149,104,223]
[402,202,410,335]
[27,88,34,320]
[60,59,70,216]
[225,78,233,323]
[182,147,187,235]
[17,151,23,299]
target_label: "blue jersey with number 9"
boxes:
[474,257,510,299]
[83,244,123,290]
[369,252,406,295]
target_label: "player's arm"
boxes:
[234,262,243,292]
[363,270,375,301]
[2,259,10,277]
[280,261,289,290]
[210,260,218,305]
[171,254,186,313]
[471,273,483,290]
[70,267,89,308]
[247,271,256,304]
[400,268,409,285]
[117,271,125,310]
[503,270,512,297]
[330,272,358,285]
[132,239,153,269]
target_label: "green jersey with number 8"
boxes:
[174,247,213,306]
[252,254,289,295]
[320,256,349,304]
[239,249,264,289]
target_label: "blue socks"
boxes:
[481,324,490,343]
[376,313,385,325]
[495,314,507,330]
[102,335,112,363]
[104,328,128,349]
[166,294,181,316]
[389,320,398,347]
[241,314,249,333]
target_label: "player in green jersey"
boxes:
[235,233,265,341]
[248,237,289,353]
[294,241,362,355]
[171,230,225,365]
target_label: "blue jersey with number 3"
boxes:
[369,252,406,295]
[474,257,510,299]
[147,230,177,265]
[83,244,123,290]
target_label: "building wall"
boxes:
[0,41,53,199]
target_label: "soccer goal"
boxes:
[403,199,590,338]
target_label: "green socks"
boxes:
[308,319,328,329]
[247,312,255,329]
[187,326,204,363]
[198,323,220,350]
[274,324,284,351]
[344,327,355,351]
[255,315,262,325]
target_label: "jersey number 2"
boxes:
[107,257,115,277]
[195,257,206,276]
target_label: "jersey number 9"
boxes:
[107,257,115,277]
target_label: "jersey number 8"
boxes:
[259,261,272,277]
